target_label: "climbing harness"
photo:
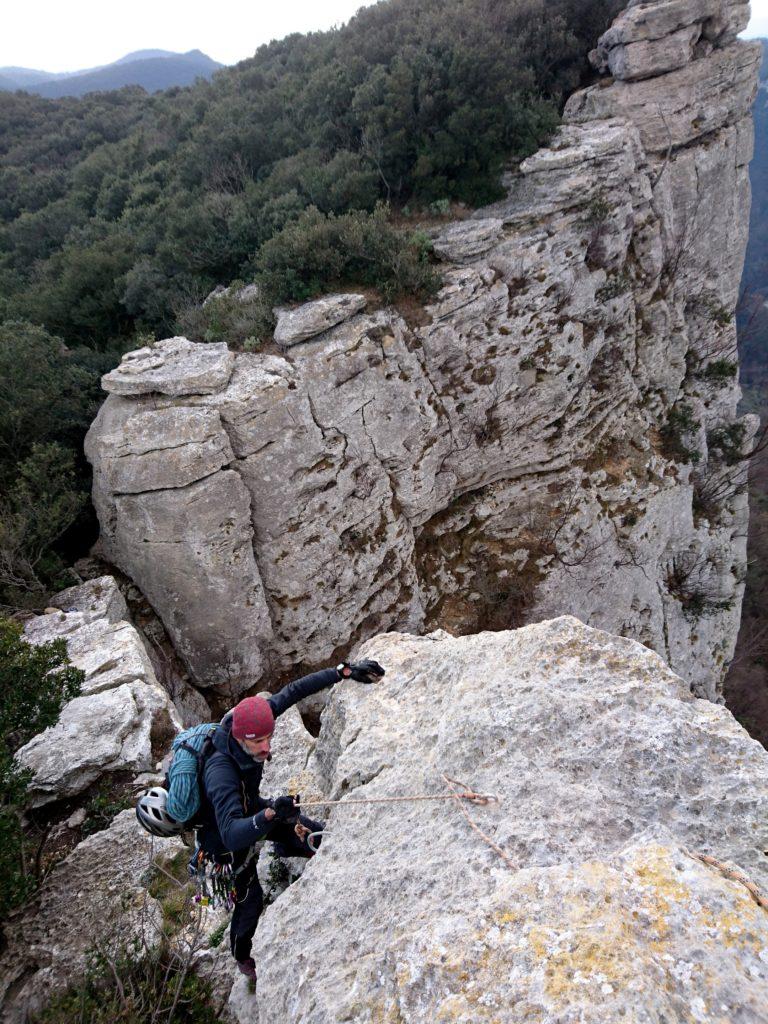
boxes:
[189,844,260,910]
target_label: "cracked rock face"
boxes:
[252,618,768,1023]
[86,0,758,701]
[15,577,182,805]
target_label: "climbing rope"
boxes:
[684,848,768,912]
[294,776,498,810]
[295,776,512,861]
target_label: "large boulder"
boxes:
[252,618,768,1022]
[15,578,183,805]
[273,293,367,346]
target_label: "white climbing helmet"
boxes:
[135,786,183,837]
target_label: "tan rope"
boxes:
[294,784,498,810]
[684,849,768,911]
[442,774,518,871]
[295,775,518,869]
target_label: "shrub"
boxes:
[698,359,738,386]
[659,403,701,464]
[0,619,83,916]
[707,421,747,466]
[254,203,440,309]
[31,937,221,1024]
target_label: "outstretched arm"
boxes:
[268,660,386,719]
[267,667,341,719]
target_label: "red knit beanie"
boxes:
[232,696,275,741]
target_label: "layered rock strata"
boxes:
[86,0,761,700]
[15,576,182,805]
[254,618,768,1023]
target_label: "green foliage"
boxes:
[0,321,118,610]
[0,619,83,916]
[707,421,747,466]
[0,0,624,348]
[31,939,220,1024]
[664,554,733,621]
[581,193,612,227]
[0,443,88,608]
[698,358,738,385]
[175,281,271,349]
[659,403,701,464]
[595,271,631,303]
[208,920,228,948]
[253,204,440,309]
[263,855,293,907]
[81,784,134,836]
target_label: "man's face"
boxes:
[240,733,272,761]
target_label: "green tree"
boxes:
[0,619,83,916]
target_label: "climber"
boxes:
[198,658,385,982]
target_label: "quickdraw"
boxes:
[190,848,237,911]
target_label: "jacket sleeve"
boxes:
[204,754,272,851]
[268,667,340,719]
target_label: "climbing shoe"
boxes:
[236,957,257,981]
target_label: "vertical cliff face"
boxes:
[85,0,761,700]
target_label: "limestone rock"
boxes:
[95,406,234,492]
[566,41,762,153]
[84,0,758,704]
[0,811,179,1023]
[253,619,768,1022]
[102,336,235,396]
[15,579,182,804]
[49,574,128,622]
[432,218,504,261]
[273,293,367,346]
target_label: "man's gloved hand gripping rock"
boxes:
[336,659,385,684]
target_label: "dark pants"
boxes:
[230,814,322,962]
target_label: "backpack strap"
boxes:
[179,724,218,784]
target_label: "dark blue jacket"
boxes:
[197,667,339,861]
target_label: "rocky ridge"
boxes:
[85,0,762,703]
[253,617,768,1023]
[15,576,183,805]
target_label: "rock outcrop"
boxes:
[0,811,177,1022]
[85,0,761,701]
[15,577,183,805]
[253,618,768,1022]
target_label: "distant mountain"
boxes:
[0,49,222,97]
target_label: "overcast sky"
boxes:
[2,0,767,72]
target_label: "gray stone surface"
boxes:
[432,218,504,261]
[253,619,768,1022]
[273,293,367,346]
[0,812,178,1023]
[15,579,182,804]
[85,0,758,703]
[101,336,235,396]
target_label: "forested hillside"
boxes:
[0,0,623,612]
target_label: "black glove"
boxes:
[272,795,300,824]
[337,659,385,684]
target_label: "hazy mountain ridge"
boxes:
[0,49,222,98]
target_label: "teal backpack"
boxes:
[164,723,218,825]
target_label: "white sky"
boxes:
[0,1,380,72]
[2,0,767,73]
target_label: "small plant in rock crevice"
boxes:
[707,421,747,466]
[664,552,733,621]
[659,403,701,464]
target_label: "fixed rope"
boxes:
[294,775,518,865]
